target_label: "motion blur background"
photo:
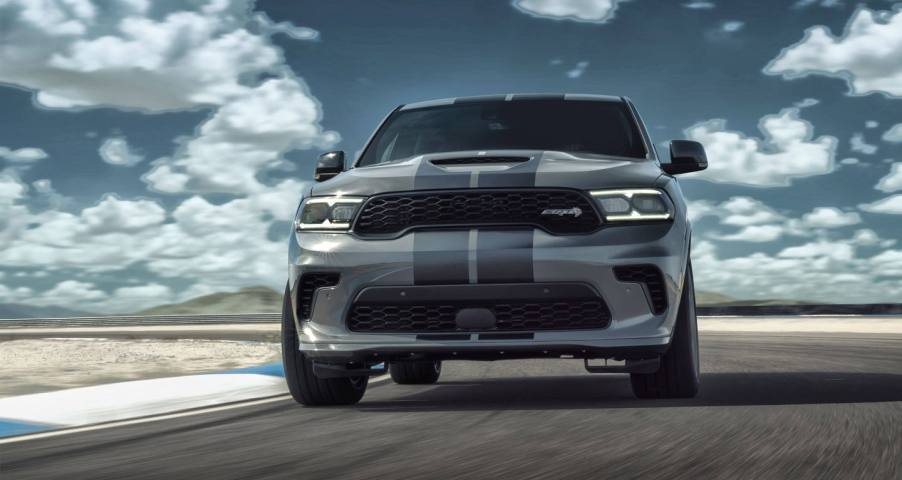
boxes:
[0,0,900,317]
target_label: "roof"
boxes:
[399,93,625,111]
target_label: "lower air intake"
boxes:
[614,265,668,314]
[348,299,610,333]
[297,273,340,319]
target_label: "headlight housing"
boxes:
[294,196,365,231]
[590,188,672,222]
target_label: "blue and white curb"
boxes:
[0,362,286,439]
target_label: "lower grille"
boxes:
[297,273,340,319]
[614,265,667,314]
[348,299,610,333]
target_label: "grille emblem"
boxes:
[541,207,583,218]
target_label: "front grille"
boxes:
[297,273,340,319]
[614,265,667,314]
[348,299,610,333]
[353,189,601,236]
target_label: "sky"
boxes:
[0,0,901,313]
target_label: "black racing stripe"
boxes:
[413,231,470,285]
[477,153,541,188]
[414,158,470,189]
[476,229,534,283]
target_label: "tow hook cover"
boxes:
[455,308,496,330]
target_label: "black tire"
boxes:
[281,285,367,406]
[630,261,700,399]
[389,360,442,385]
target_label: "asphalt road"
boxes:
[3,332,901,480]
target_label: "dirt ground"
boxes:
[0,338,281,398]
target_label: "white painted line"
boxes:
[0,394,292,445]
[0,375,391,445]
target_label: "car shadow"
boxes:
[357,372,902,412]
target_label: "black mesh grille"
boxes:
[348,299,610,333]
[614,265,667,314]
[353,189,601,236]
[297,273,340,319]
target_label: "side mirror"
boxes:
[664,140,708,175]
[314,151,345,182]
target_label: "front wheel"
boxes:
[390,360,442,384]
[630,261,700,399]
[281,284,368,406]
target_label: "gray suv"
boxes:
[282,94,708,405]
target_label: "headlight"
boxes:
[294,197,365,231]
[590,189,672,222]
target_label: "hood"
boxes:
[311,150,664,197]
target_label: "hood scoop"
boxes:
[429,156,531,172]
[430,156,529,166]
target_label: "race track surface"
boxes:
[3,332,901,479]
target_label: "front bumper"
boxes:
[288,221,690,363]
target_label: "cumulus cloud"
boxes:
[860,194,902,214]
[692,240,902,303]
[875,163,902,193]
[143,76,338,194]
[800,207,861,228]
[0,0,283,111]
[883,123,902,143]
[850,133,878,155]
[511,0,627,23]
[0,146,48,163]
[683,107,837,187]
[865,120,879,129]
[717,225,784,242]
[764,6,902,97]
[99,137,144,167]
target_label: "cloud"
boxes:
[511,0,627,23]
[850,229,895,248]
[793,0,843,8]
[865,120,879,129]
[143,76,338,194]
[717,225,784,242]
[800,207,861,228]
[566,61,589,79]
[683,2,715,9]
[764,6,902,97]
[683,107,837,187]
[850,133,878,155]
[0,0,337,196]
[883,123,902,143]
[0,0,287,111]
[99,137,144,167]
[719,21,744,33]
[691,240,902,303]
[840,157,859,165]
[793,98,820,108]
[0,146,48,163]
[254,12,319,41]
[860,194,902,214]
[875,163,902,193]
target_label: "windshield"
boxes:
[358,99,647,166]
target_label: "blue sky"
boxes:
[0,0,901,312]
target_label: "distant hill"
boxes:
[0,303,97,320]
[135,286,282,315]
